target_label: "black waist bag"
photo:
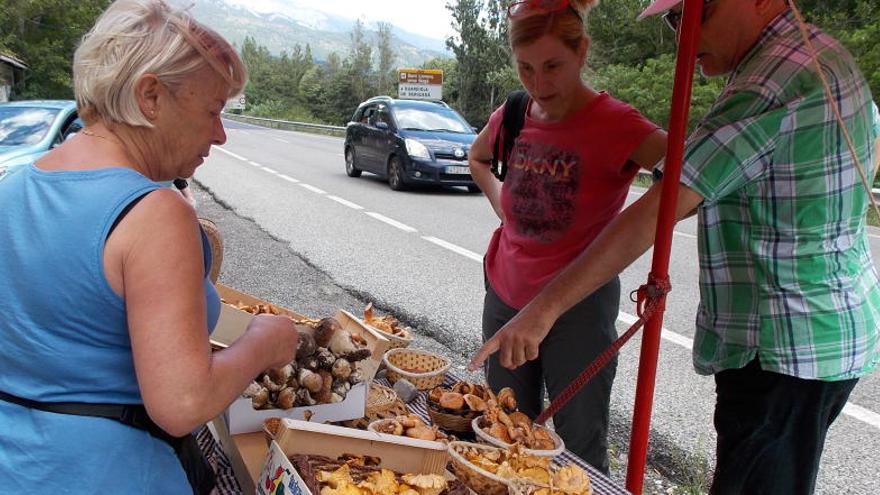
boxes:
[0,390,215,495]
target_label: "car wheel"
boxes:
[345,147,362,178]
[388,156,407,191]
[467,185,482,193]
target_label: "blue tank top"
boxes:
[0,164,220,493]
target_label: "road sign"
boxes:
[225,93,246,111]
[397,68,443,101]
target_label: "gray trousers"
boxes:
[482,277,620,473]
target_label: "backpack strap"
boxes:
[491,90,530,182]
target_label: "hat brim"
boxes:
[637,0,683,20]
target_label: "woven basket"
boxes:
[506,479,594,495]
[427,401,479,434]
[382,348,451,390]
[447,441,510,495]
[472,416,565,458]
[338,383,408,430]
[198,218,223,284]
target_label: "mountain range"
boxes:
[190,0,449,67]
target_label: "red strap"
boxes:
[534,276,671,426]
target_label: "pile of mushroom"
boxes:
[242,317,373,409]
[426,381,491,418]
[477,388,557,450]
[373,414,448,442]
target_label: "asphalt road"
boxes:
[195,119,880,493]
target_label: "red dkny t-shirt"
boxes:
[483,92,659,309]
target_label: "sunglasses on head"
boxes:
[507,0,575,19]
[662,0,717,32]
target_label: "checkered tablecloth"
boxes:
[200,373,631,495]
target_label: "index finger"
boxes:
[468,337,500,371]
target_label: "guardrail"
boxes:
[221,112,346,137]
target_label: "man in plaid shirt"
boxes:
[470,0,880,492]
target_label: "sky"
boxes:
[224,0,455,41]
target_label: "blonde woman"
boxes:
[467,0,667,472]
[0,1,298,493]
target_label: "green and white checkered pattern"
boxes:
[681,11,880,380]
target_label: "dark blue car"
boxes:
[344,96,480,192]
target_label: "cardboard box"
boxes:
[212,415,266,495]
[213,285,392,434]
[212,286,391,378]
[225,381,368,434]
[212,284,311,348]
[255,419,449,495]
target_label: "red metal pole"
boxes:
[625,1,703,493]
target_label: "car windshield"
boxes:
[0,107,59,146]
[393,105,472,134]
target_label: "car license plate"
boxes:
[446,166,470,175]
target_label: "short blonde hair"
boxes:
[509,0,599,52]
[74,0,247,126]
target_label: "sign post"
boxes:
[225,93,247,111]
[397,69,443,100]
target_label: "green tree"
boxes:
[1,0,112,99]
[446,0,510,126]
[348,19,374,104]
[376,22,396,97]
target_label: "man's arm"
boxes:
[469,181,704,370]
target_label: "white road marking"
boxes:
[624,187,696,240]
[327,195,364,210]
[842,403,880,430]
[422,236,484,262]
[211,146,247,161]
[248,160,262,167]
[273,137,290,144]
[617,305,879,429]
[278,174,299,184]
[262,167,279,175]
[298,183,326,194]
[365,212,417,233]
[616,311,694,350]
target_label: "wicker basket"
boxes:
[337,383,408,430]
[472,416,566,458]
[382,348,451,390]
[447,441,511,495]
[427,401,479,434]
[198,218,223,284]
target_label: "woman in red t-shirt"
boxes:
[467,0,667,472]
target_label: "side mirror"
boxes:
[376,121,389,130]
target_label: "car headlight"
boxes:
[405,139,431,161]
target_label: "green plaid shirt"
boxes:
[680,11,880,380]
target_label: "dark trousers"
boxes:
[482,277,620,473]
[711,359,858,495]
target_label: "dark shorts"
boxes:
[711,359,858,495]
[482,277,620,473]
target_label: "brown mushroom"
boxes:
[497,387,517,411]
[439,392,465,410]
[276,387,296,409]
[463,393,487,412]
[508,411,532,429]
[427,387,446,404]
[314,317,341,348]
